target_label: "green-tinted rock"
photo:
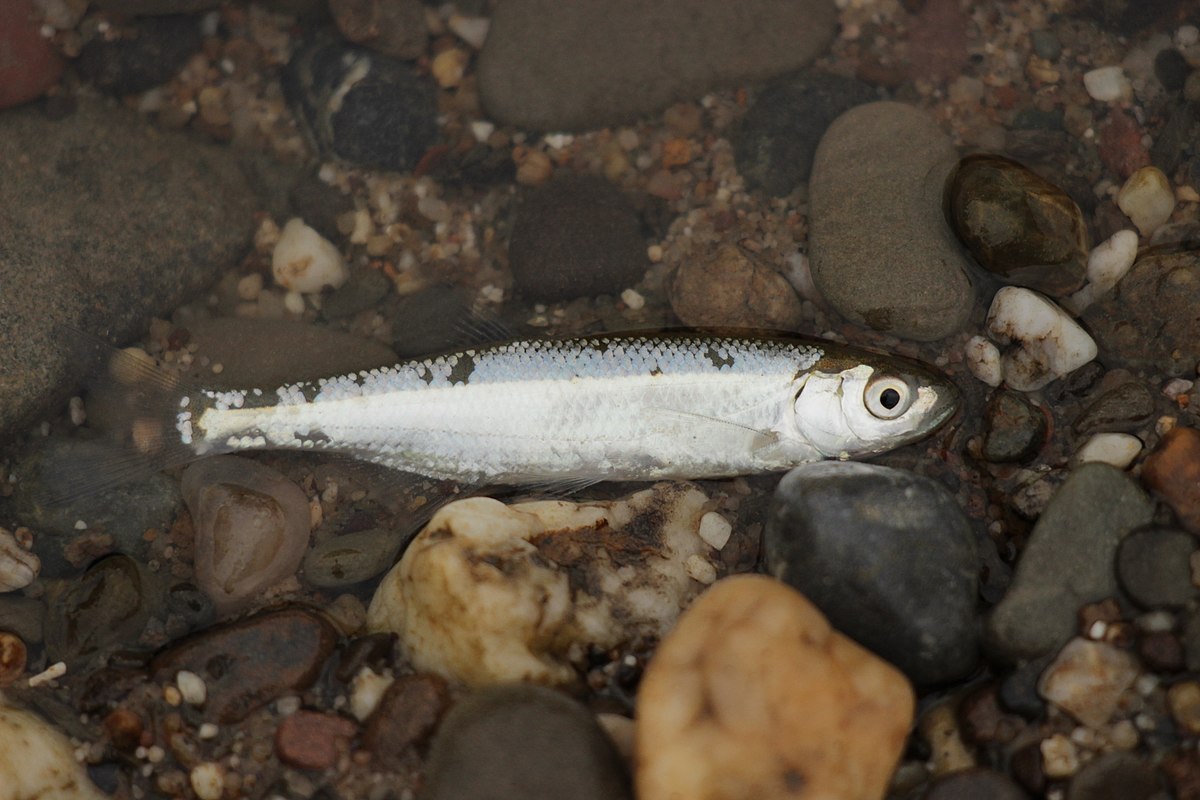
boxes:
[1071,381,1155,436]
[946,154,1088,296]
[304,528,405,587]
[982,390,1046,463]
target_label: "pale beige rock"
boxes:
[0,698,108,800]
[1037,638,1140,728]
[635,574,914,800]
[367,483,717,686]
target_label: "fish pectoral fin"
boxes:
[500,472,604,498]
[645,406,779,451]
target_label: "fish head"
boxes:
[791,355,960,459]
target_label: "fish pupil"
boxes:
[880,387,901,409]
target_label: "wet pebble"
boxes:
[1142,427,1200,535]
[0,0,64,109]
[44,554,159,664]
[272,218,349,294]
[1116,527,1198,609]
[732,69,877,196]
[668,243,803,330]
[329,0,428,60]
[1030,29,1062,60]
[283,38,438,171]
[946,155,1089,296]
[982,390,1046,463]
[1155,47,1192,91]
[275,710,359,771]
[765,462,980,685]
[476,0,837,130]
[321,267,391,319]
[0,631,27,687]
[924,768,1029,800]
[1117,166,1176,236]
[367,484,716,686]
[420,685,631,800]
[1073,433,1142,468]
[987,464,1155,661]
[1096,109,1151,179]
[304,528,404,588]
[635,575,914,800]
[1072,380,1155,436]
[0,700,108,799]
[1082,249,1200,375]
[984,287,1097,392]
[182,456,311,615]
[1066,751,1164,800]
[0,527,39,592]
[362,673,450,769]
[508,175,647,302]
[1084,66,1132,102]
[1037,638,1140,728]
[809,102,973,341]
[151,607,338,723]
[78,15,203,95]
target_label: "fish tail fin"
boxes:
[42,328,208,502]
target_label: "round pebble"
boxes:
[1117,166,1175,236]
[303,528,405,588]
[1065,751,1164,800]
[1083,66,1132,102]
[1142,427,1200,535]
[78,15,203,95]
[272,218,349,294]
[982,390,1047,463]
[44,554,158,663]
[275,710,359,770]
[1073,433,1142,468]
[1116,527,1198,609]
[1072,380,1155,436]
[362,674,450,769]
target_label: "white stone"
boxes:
[448,12,489,49]
[470,120,495,143]
[367,484,713,686]
[696,511,732,551]
[620,288,646,310]
[1177,25,1199,47]
[0,528,38,592]
[1118,167,1175,236]
[349,667,394,721]
[1083,66,1131,102]
[190,763,225,800]
[176,670,207,706]
[1073,433,1142,469]
[271,218,348,293]
[0,700,108,800]
[1086,229,1139,292]
[684,554,717,585]
[964,335,1003,387]
[986,287,1097,391]
[1038,638,1140,728]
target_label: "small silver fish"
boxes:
[98,330,959,489]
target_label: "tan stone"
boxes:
[635,574,915,800]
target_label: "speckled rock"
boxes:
[78,15,203,95]
[367,484,718,686]
[732,70,877,196]
[635,575,914,800]
[283,38,438,171]
[0,98,256,439]
[420,685,631,800]
[946,154,1089,297]
[1116,527,1198,609]
[508,176,647,302]
[477,0,838,131]
[668,243,804,330]
[151,607,339,724]
[1143,427,1200,535]
[809,102,973,341]
[0,700,108,800]
[1081,249,1200,376]
[765,462,980,685]
[986,464,1155,661]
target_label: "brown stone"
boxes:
[362,673,450,769]
[103,708,144,752]
[0,631,26,687]
[275,710,358,770]
[905,0,970,83]
[1097,109,1151,180]
[635,575,914,800]
[1163,750,1200,800]
[0,0,65,109]
[1140,631,1185,673]
[1143,428,1200,535]
[151,607,339,724]
[668,243,803,330]
[958,684,1023,745]
[329,0,428,60]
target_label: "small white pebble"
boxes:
[1040,734,1081,778]
[684,554,717,585]
[986,287,1097,391]
[1165,378,1195,399]
[68,396,86,426]
[647,244,663,263]
[1088,620,1108,639]
[1083,66,1131,102]
[272,218,348,293]
[1117,167,1175,236]
[146,745,165,764]
[447,12,489,49]
[1176,25,1199,47]
[275,695,302,716]
[965,335,1003,387]
[190,763,225,800]
[696,511,732,551]
[27,661,66,688]
[163,685,182,707]
[544,133,574,150]
[1086,229,1139,292]
[1109,719,1139,750]
[73,519,87,531]
[350,667,394,721]
[198,723,219,740]
[1073,433,1142,469]
[620,288,646,310]
[283,290,305,315]
[470,120,496,143]
[348,209,373,244]
[177,670,208,706]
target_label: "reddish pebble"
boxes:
[1096,109,1151,180]
[103,708,145,751]
[1143,428,1200,535]
[275,710,358,770]
[362,674,450,769]
[0,631,27,686]
[0,0,64,109]
[905,0,969,82]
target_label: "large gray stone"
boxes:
[985,463,1155,662]
[477,0,838,131]
[808,101,974,341]
[0,98,257,438]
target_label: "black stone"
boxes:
[1155,47,1192,92]
[982,390,1046,463]
[764,462,980,685]
[732,69,877,196]
[287,171,355,242]
[924,768,1029,800]
[78,15,204,95]
[283,38,438,171]
[1116,527,1198,609]
[419,685,632,800]
[508,175,648,302]
[322,268,391,320]
[1065,752,1163,800]
[997,654,1053,719]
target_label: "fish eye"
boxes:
[865,375,914,420]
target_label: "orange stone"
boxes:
[1142,427,1200,535]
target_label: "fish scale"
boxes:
[177,331,957,487]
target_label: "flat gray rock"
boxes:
[477,0,837,131]
[0,98,257,438]
[808,101,974,341]
[986,463,1155,662]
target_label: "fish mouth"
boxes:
[926,379,963,434]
